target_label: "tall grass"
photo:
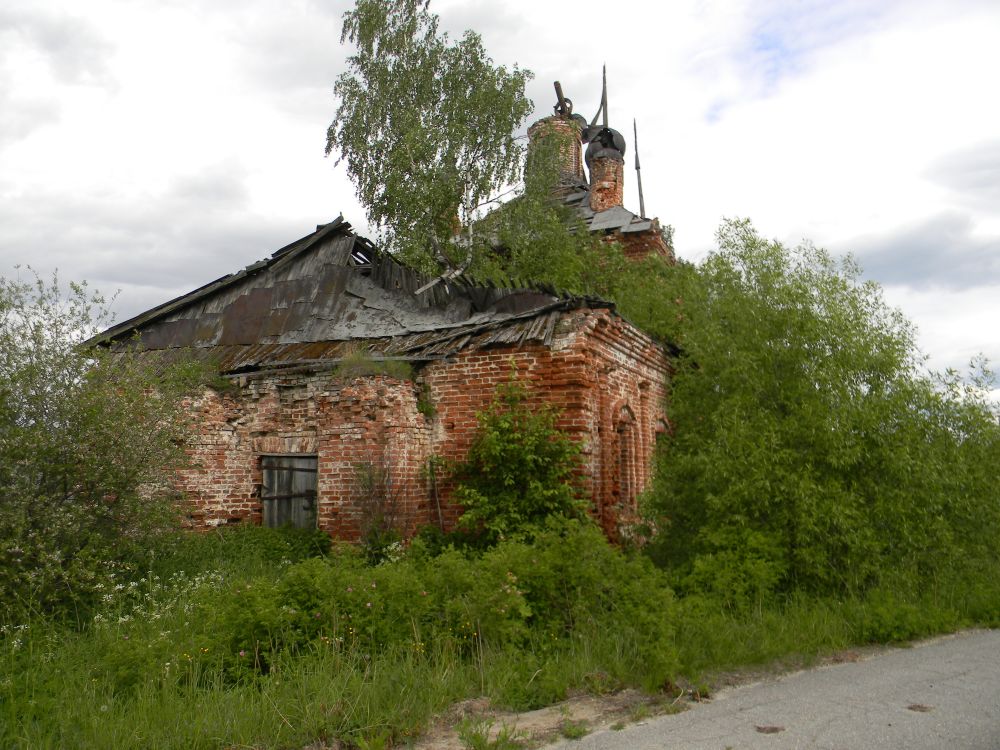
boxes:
[674,568,1000,680]
[3,526,998,749]
[1,624,674,748]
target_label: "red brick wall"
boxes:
[588,156,625,212]
[619,227,673,261]
[178,375,432,538]
[176,308,669,542]
[527,115,585,186]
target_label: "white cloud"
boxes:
[882,283,1000,375]
[0,0,997,372]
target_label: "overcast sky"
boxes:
[1,0,998,378]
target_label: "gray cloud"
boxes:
[0,6,116,144]
[0,6,114,87]
[926,139,1000,210]
[0,165,314,322]
[845,212,1000,291]
[240,21,345,95]
[0,97,59,141]
[213,3,347,124]
[163,162,251,211]
[435,1,525,40]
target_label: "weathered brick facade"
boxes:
[588,154,625,213]
[96,93,678,544]
[527,111,673,263]
[176,305,668,541]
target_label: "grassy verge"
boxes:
[674,572,1000,683]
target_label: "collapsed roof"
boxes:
[92,217,617,375]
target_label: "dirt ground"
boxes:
[410,643,894,749]
[411,688,688,749]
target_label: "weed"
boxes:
[5,529,1000,749]
[559,720,589,740]
[630,703,651,722]
[332,351,413,380]
[353,458,404,566]
[458,718,525,749]
[416,382,436,419]
[355,728,393,749]
[583,669,619,695]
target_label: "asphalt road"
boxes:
[549,629,1000,750]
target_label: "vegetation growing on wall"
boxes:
[451,375,585,547]
[332,351,414,381]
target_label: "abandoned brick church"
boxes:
[95,105,675,541]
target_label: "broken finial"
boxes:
[553,81,572,116]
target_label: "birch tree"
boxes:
[327,0,533,273]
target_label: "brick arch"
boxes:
[613,401,638,513]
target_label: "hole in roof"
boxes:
[350,247,373,265]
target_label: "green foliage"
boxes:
[0,272,206,624]
[416,381,437,418]
[185,519,677,683]
[0,522,677,747]
[671,581,976,680]
[473,133,624,291]
[644,219,1000,605]
[332,350,413,380]
[559,720,590,740]
[328,0,532,266]
[45,520,675,696]
[152,524,331,579]
[452,376,585,546]
[854,587,958,643]
[459,719,526,749]
[6,523,1000,748]
[472,132,678,319]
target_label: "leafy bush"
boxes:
[645,220,1000,605]
[0,273,206,624]
[452,376,585,546]
[353,459,405,565]
[481,519,679,691]
[854,588,958,643]
[151,524,331,579]
[87,519,677,695]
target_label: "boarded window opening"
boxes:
[261,454,318,529]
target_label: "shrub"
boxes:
[645,220,1000,605]
[0,273,206,624]
[353,459,405,566]
[123,519,678,692]
[452,376,584,547]
[152,524,331,579]
[485,519,679,689]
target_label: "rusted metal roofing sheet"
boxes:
[92,217,613,369]
[122,300,590,375]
